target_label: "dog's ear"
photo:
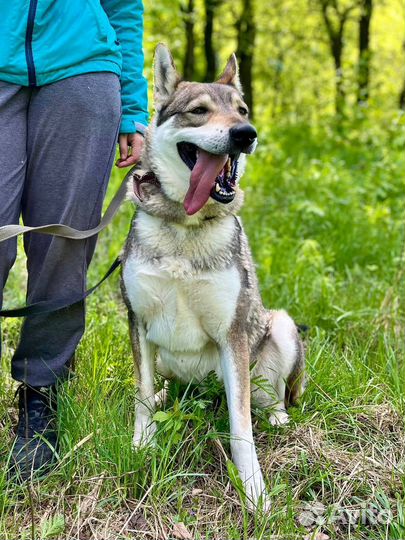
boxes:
[154,43,180,108]
[216,54,242,93]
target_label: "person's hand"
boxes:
[116,132,144,168]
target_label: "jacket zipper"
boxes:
[25,0,39,86]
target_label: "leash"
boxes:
[0,170,131,243]
[0,168,137,318]
[0,257,121,318]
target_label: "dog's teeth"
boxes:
[215,183,220,192]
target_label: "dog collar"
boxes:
[132,170,161,202]
[131,168,238,224]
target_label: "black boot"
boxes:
[9,384,58,482]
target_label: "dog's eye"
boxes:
[239,106,249,116]
[190,107,208,115]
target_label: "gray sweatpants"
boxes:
[0,73,121,386]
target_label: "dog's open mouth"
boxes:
[177,142,238,215]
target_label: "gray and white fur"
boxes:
[121,44,305,511]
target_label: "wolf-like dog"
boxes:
[121,44,305,510]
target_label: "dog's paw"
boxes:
[154,384,168,407]
[247,492,272,514]
[132,419,157,449]
[269,409,289,426]
[261,492,272,513]
[243,470,272,514]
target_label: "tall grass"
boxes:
[1,115,404,539]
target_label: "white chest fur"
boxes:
[122,213,242,382]
[123,256,241,348]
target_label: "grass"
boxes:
[0,113,404,539]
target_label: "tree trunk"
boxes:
[204,0,217,81]
[400,41,405,110]
[182,0,196,80]
[331,33,345,117]
[357,0,373,103]
[236,0,256,117]
[400,83,405,110]
[271,51,284,119]
[319,1,351,117]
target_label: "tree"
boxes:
[357,0,373,103]
[317,0,359,116]
[236,0,256,116]
[400,86,405,109]
[204,0,220,81]
[400,40,405,110]
[181,0,196,80]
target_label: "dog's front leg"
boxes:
[129,312,157,448]
[220,332,270,512]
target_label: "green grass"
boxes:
[1,114,404,539]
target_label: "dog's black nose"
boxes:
[229,124,257,151]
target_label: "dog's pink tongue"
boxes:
[184,150,228,215]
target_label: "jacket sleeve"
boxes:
[101,0,149,134]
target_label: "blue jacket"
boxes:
[0,0,148,133]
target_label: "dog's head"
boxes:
[144,44,257,217]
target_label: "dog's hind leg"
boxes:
[252,310,305,426]
[128,310,157,448]
[220,326,270,512]
[251,371,289,426]
[268,380,289,426]
[154,380,168,407]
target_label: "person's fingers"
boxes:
[116,133,144,168]
[130,133,144,162]
[116,134,129,167]
[118,154,138,167]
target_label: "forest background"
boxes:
[143,0,405,122]
[1,1,405,539]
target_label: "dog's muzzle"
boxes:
[229,124,257,154]
[177,122,258,215]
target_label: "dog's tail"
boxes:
[285,333,306,407]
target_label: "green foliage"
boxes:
[144,0,405,120]
[1,114,404,538]
[40,515,65,539]
[1,2,405,535]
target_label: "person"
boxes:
[0,0,148,480]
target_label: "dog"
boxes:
[121,44,305,511]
